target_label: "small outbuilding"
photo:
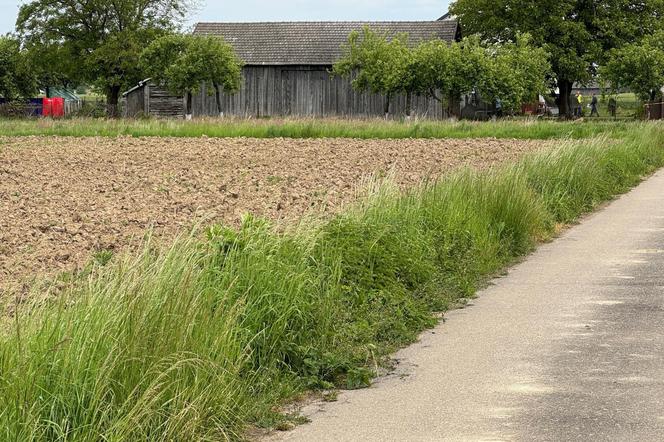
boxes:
[123,78,185,118]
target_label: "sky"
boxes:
[1,0,453,35]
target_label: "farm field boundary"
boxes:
[0,117,644,140]
[1,124,663,440]
[0,136,545,292]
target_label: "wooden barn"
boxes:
[123,78,184,118]
[190,20,460,118]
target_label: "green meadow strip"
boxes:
[0,117,638,140]
[1,124,663,440]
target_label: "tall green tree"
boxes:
[477,34,551,113]
[0,36,37,100]
[601,31,664,102]
[450,0,664,116]
[410,36,489,116]
[141,35,243,117]
[333,27,416,117]
[22,42,78,97]
[16,0,191,116]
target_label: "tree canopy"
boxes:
[477,34,551,113]
[334,28,550,117]
[333,28,415,116]
[16,0,192,115]
[450,0,664,115]
[410,37,488,114]
[601,31,664,102]
[0,37,37,100]
[141,34,243,117]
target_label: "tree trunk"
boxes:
[45,86,51,98]
[405,92,412,119]
[557,79,573,119]
[214,83,223,117]
[107,85,121,118]
[384,94,391,119]
[447,93,460,118]
[186,92,193,120]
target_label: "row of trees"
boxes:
[450,0,664,116]
[2,0,240,117]
[333,29,550,117]
[12,0,194,116]
[0,31,243,117]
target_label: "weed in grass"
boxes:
[93,250,114,266]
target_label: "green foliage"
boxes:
[478,34,551,112]
[601,31,664,102]
[21,41,79,94]
[0,37,37,100]
[16,0,191,113]
[410,36,488,112]
[333,27,415,114]
[141,34,243,114]
[1,124,662,440]
[334,28,550,116]
[87,29,168,103]
[450,0,664,114]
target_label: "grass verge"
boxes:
[0,117,640,140]
[1,124,663,440]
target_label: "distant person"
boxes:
[608,97,617,118]
[575,92,584,117]
[590,94,600,117]
[495,98,503,118]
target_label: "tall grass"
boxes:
[1,124,663,440]
[0,117,637,140]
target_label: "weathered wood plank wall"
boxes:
[192,66,448,119]
[124,83,184,118]
[147,84,185,118]
[124,86,145,117]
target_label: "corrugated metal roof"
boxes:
[193,21,459,66]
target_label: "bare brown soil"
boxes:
[0,136,546,292]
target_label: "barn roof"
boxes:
[193,21,459,66]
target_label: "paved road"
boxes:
[271,170,664,442]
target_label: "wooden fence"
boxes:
[645,102,664,120]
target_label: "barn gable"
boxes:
[193,21,460,66]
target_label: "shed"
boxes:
[123,78,185,118]
[190,20,461,119]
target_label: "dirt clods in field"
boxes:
[1,136,545,291]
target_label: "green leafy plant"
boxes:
[141,34,243,117]
[601,31,664,102]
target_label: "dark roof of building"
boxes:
[193,21,459,66]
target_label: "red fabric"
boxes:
[42,98,53,117]
[51,97,64,117]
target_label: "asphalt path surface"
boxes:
[270,169,664,442]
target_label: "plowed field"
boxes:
[1,136,546,292]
